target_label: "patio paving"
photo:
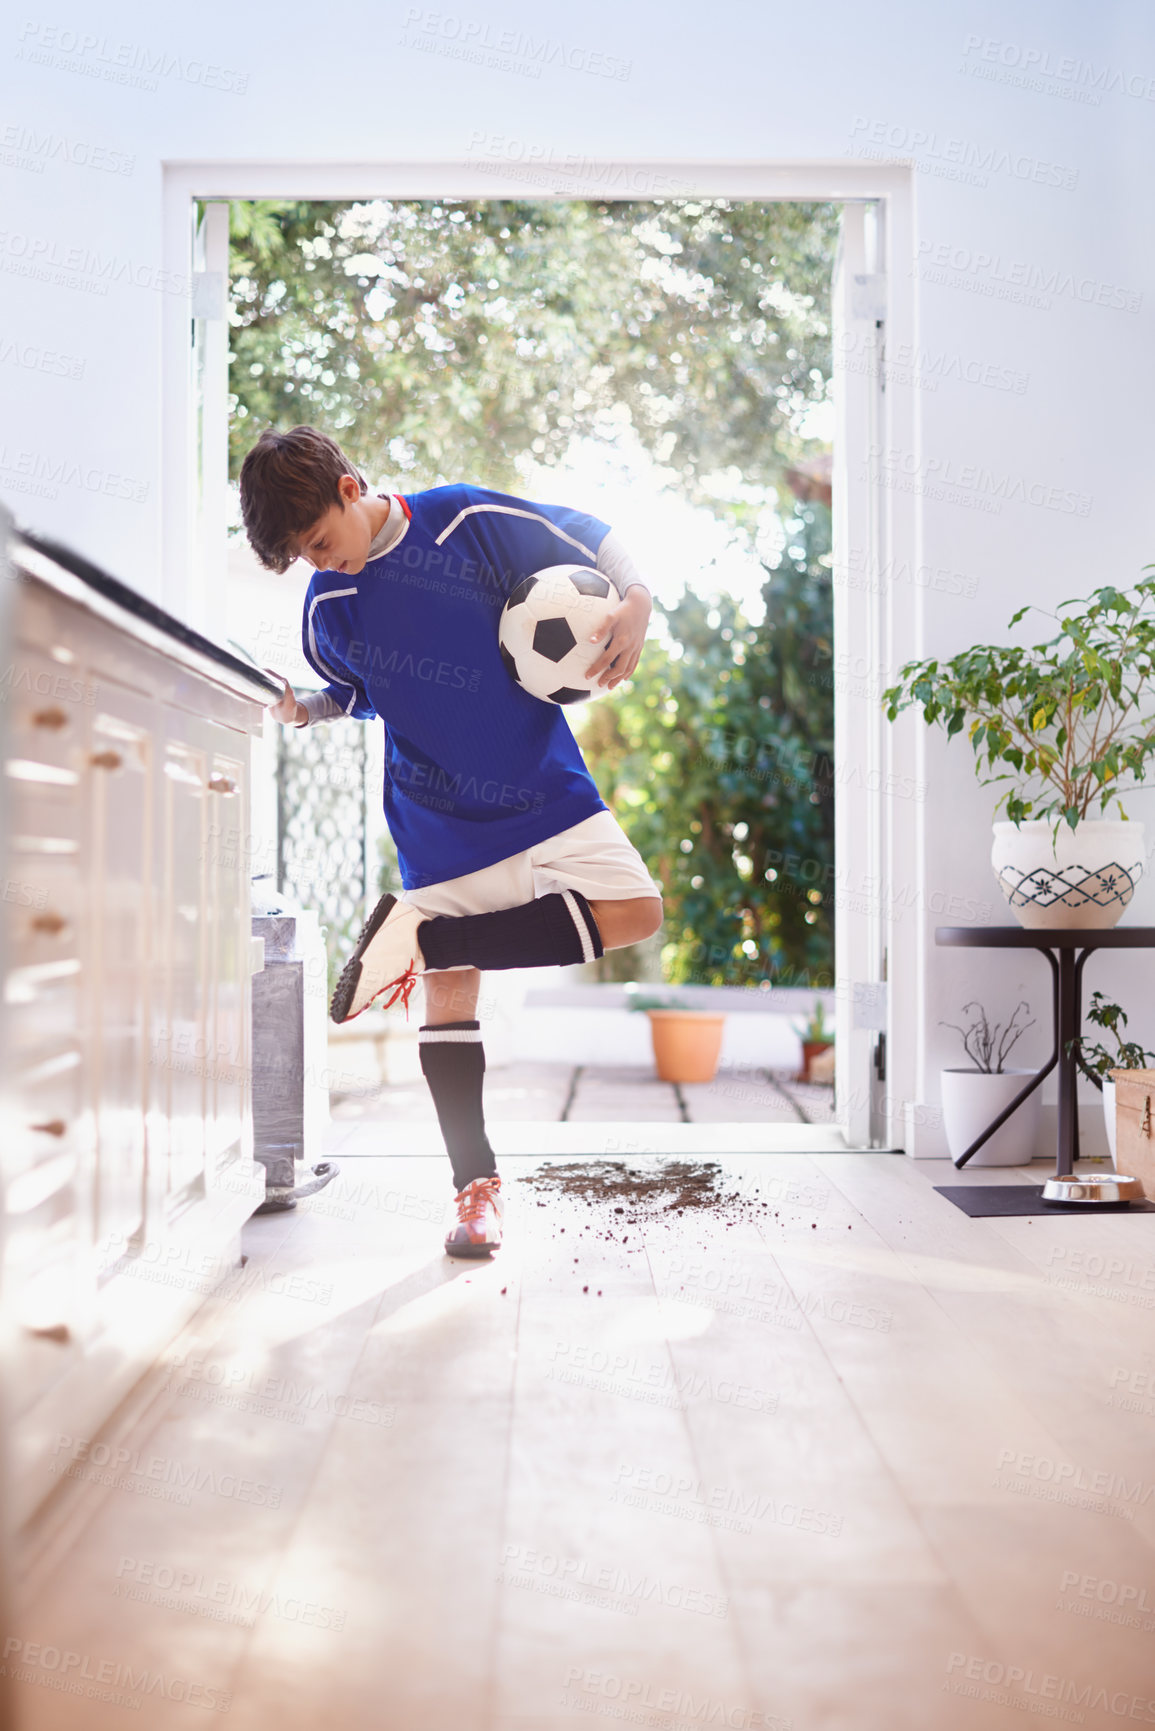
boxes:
[330,1060,836,1128]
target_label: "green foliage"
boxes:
[224,197,837,514]
[577,501,834,987]
[883,575,1155,832]
[627,993,692,1011]
[1067,991,1155,1089]
[794,998,831,1043]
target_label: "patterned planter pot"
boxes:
[990,819,1145,930]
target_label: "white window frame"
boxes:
[161,160,920,1151]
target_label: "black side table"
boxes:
[935,926,1155,1196]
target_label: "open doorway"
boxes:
[166,167,914,1153]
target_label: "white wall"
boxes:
[2,0,1153,1150]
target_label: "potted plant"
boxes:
[627,989,727,1084]
[939,1000,1041,1165]
[1068,992,1155,1163]
[793,998,834,1082]
[883,577,1155,928]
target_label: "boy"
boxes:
[239,426,663,1258]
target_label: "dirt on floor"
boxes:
[518,1158,778,1231]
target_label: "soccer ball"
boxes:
[498,564,619,704]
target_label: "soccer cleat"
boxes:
[330,893,429,1024]
[444,1175,504,1258]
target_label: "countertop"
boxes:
[10,526,281,706]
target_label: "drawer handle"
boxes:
[1143,1095,1151,1139]
[25,1323,71,1344]
[30,1119,67,1137]
[89,749,122,771]
[208,774,237,795]
[30,911,69,936]
[31,706,68,731]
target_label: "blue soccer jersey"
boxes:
[300,484,613,890]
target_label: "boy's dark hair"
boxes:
[239,425,368,572]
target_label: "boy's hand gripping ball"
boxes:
[497,565,620,705]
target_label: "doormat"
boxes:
[935,1185,1155,1217]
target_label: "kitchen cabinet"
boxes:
[0,524,275,1522]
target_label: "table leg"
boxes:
[1072,948,1093,1166]
[952,948,1059,1168]
[1056,947,1081,1177]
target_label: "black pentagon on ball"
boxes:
[568,570,611,599]
[533,616,578,662]
[499,641,522,685]
[548,686,589,704]
[506,575,538,608]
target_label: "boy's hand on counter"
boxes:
[584,588,652,690]
[264,669,306,727]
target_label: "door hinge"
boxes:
[192,270,227,321]
[852,981,888,1031]
[850,272,887,321]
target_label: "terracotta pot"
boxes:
[801,1039,834,1083]
[645,1010,726,1084]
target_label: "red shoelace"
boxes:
[353,956,419,1021]
[457,1177,502,1225]
[380,961,419,1018]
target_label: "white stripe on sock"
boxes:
[418,1028,483,1043]
[560,888,597,965]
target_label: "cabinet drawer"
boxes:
[3,960,82,1055]
[4,646,92,772]
[4,1205,82,1415]
[6,1045,85,1175]
[5,757,83,849]
[6,1154,79,1233]
[1,864,83,973]
[6,706,84,852]
[6,1328,77,1421]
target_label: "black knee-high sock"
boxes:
[417,889,604,973]
[418,1020,497,1192]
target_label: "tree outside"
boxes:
[575,497,833,988]
[225,197,838,986]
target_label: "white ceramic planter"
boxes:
[1103,1076,1117,1164]
[991,819,1145,930]
[940,1068,1043,1166]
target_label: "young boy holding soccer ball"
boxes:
[239,426,662,1258]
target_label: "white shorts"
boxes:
[399,809,662,922]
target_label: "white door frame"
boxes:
[161,158,921,1151]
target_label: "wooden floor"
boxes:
[14,1146,1155,1731]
